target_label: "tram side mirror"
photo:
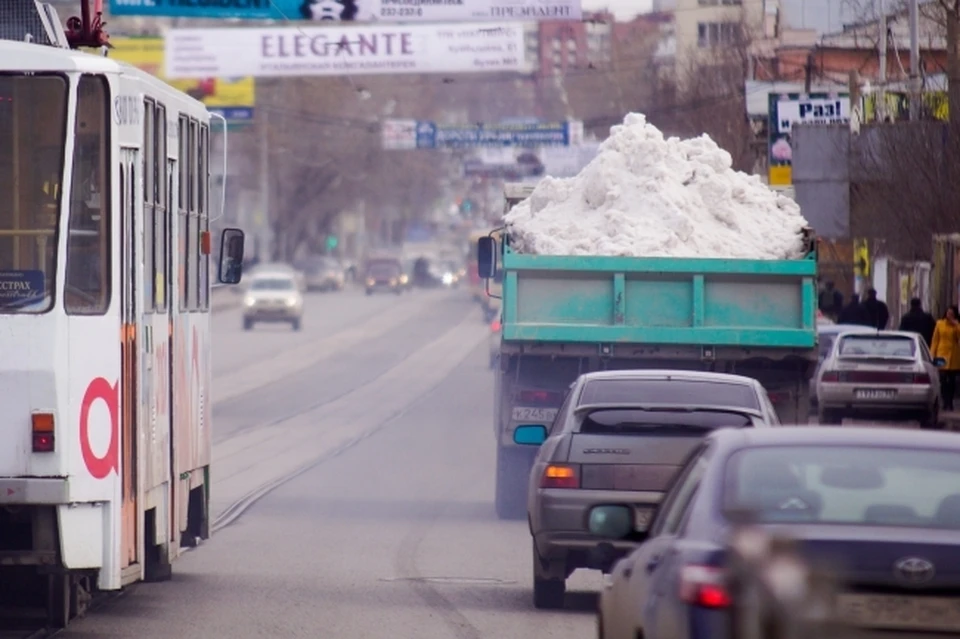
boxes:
[477,236,496,279]
[218,228,245,285]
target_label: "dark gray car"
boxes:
[512,369,781,610]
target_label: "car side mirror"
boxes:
[218,228,245,285]
[477,236,497,279]
[512,424,547,446]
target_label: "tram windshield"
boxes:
[0,74,68,313]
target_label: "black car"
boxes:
[596,426,960,639]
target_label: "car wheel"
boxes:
[291,318,302,332]
[365,289,373,296]
[243,318,253,331]
[818,409,842,425]
[532,555,566,609]
[919,408,941,429]
[596,613,605,639]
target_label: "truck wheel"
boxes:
[495,445,530,521]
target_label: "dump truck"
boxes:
[478,185,819,519]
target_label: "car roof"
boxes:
[817,324,876,335]
[707,426,960,451]
[577,370,760,387]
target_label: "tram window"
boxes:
[0,74,67,314]
[154,104,167,311]
[143,99,154,208]
[65,75,111,315]
[187,120,199,311]
[198,124,208,310]
[178,116,188,310]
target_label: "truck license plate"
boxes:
[512,407,558,422]
[854,388,897,400]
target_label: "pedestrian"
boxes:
[818,281,844,320]
[931,305,960,411]
[898,298,936,347]
[862,288,890,330]
[837,294,872,326]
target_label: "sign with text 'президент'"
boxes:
[109,0,581,22]
[164,24,526,79]
[383,120,581,149]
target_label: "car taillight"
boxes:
[491,319,501,332]
[820,371,840,382]
[32,412,55,453]
[679,565,731,608]
[912,373,931,384]
[541,464,580,489]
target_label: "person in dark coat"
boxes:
[862,288,890,330]
[837,294,872,326]
[899,298,936,347]
[818,281,844,320]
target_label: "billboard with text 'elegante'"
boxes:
[164,24,526,79]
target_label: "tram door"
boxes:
[119,147,140,570]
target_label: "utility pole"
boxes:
[849,70,862,134]
[908,0,921,119]
[878,0,888,122]
[258,96,269,262]
[804,51,815,93]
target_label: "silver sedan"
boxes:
[816,330,941,427]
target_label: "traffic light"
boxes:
[326,235,338,250]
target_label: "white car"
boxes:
[243,273,304,331]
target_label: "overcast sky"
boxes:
[581,0,654,19]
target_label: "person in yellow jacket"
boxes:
[931,305,960,411]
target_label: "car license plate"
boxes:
[837,593,960,632]
[511,407,558,422]
[854,388,897,400]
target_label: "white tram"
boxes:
[0,26,245,626]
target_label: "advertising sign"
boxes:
[109,0,580,22]
[165,24,525,79]
[0,270,45,310]
[383,120,579,149]
[110,37,255,122]
[767,93,849,186]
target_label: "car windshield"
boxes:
[838,335,915,357]
[369,265,399,277]
[580,379,760,410]
[251,278,294,291]
[724,445,960,528]
[580,408,754,435]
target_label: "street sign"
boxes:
[382,120,581,149]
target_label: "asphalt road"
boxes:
[59,286,600,639]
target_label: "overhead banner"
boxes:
[109,0,581,22]
[165,24,526,79]
[110,36,255,122]
[383,120,582,149]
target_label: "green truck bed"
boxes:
[496,241,818,350]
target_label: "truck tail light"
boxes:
[541,464,580,489]
[32,412,55,453]
[679,565,731,608]
[820,371,840,382]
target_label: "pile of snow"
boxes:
[504,114,809,260]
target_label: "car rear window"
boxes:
[838,335,915,357]
[580,408,754,435]
[725,445,960,528]
[579,379,760,410]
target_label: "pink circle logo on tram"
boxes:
[79,377,120,479]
